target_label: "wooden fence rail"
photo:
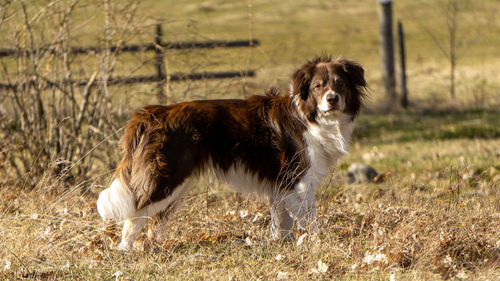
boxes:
[0,39,259,57]
[0,24,259,99]
[0,71,255,91]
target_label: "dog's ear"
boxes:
[290,62,315,100]
[338,59,366,88]
[336,59,367,117]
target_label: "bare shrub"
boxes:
[0,0,145,188]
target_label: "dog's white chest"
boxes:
[298,114,354,193]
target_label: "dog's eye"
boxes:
[335,79,345,88]
[314,82,322,89]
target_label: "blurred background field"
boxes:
[1,0,499,107]
[0,0,499,280]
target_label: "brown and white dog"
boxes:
[97,56,367,250]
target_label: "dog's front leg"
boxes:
[283,187,318,234]
[269,195,294,241]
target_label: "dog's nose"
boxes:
[327,93,339,105]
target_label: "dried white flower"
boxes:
[252,212,263,222]
[277,271,289,279]
[3,260,11,271]
[239,210,248,219]
[317,260,328,273]
[363,250,388,265]
[112,270,124,280]
[245,237,252,246]
[296,233,307,246]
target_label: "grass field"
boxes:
[0,0,499,280]
[1,111,499,280]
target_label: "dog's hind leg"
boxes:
[147,200,181,243]
[117,178,193,250]
[119,202,178,251]
[118,216,148,251]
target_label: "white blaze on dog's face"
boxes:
[310,63,346,114]
[317,90,343,113]
[311,63,347,115]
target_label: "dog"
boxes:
[97,55,367,250]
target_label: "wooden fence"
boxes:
[0,24,259,97]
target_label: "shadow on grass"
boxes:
[354,110,500,143]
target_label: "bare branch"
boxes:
[75,71,97,132]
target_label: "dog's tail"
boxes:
[97,108,159,221]
[97,177,135,221]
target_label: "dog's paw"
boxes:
[114,241,132,252]
[270,229,294,242]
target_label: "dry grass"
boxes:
[1,126,499,280]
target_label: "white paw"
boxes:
[114,241,132,252]
[270,228,294,241]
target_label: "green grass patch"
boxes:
[354,110,500,143]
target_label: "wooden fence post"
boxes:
[378,0,396,110]
[155,24,167,103]
[398,20,408,108]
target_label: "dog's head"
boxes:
[290,55,367,122]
